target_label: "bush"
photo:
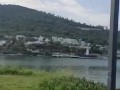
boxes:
[39,77,106,90]
[0,66,33,76]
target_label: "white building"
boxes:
[25,41,44,45]
[16,35,26,40]
[0,40,6,46]
[52,36,58,42]
[61,38,79,45]
[38,36,44,42]
[57,37,64,42]
[52,36,81,45]
[45,38,50,43]
[33,37,38,40]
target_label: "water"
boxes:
[0,55,120,88]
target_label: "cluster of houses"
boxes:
[0,35,107,56]
[52,36,87,46]
[0,35,90,46]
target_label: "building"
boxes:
[38,36,44,42]
[61,38,79,45]
[16,35,26,40]
[45,38,50,43]
[0,40,6,46]
[25,41,44,45]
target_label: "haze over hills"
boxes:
[0,5,111,45]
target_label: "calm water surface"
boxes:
[0,55,120,88]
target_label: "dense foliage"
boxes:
[0,66,33,76]
[39,77,106,90]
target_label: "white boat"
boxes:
[70,55,79,58]
[98,56,108,60]
[52,53,70,58]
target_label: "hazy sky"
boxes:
[0,0,111,26]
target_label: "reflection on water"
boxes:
[0,55,120,88]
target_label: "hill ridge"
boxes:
[0,5,109,45]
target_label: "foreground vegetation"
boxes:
[0,66,119,90]
[0,66,105,90]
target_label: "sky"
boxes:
[0,0,111,27]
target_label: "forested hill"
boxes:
[0,5,111,45]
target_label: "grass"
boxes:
[0,66,118,90]
[39,77,106,90]
[0,66,33,76]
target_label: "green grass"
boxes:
[0,66,33,76]
[0,66,117,90]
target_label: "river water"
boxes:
[0,55,120,88]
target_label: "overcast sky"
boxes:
[0,0,111,27]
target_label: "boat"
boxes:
[79,56,97,59]
[98,56,108,60]
[52,53,70,58]
[70,55,79,58]
[79,54,98,59]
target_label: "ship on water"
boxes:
[52,47,98,59]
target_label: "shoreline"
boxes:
[0,53,108,60]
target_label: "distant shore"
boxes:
[0,53,109,60]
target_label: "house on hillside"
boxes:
[16,35,26,40]
[0,40,6,46]
[25,41,44,46]
[38,36,44,42]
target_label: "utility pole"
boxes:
[108,0,119,90]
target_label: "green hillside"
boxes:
[0,5,114,45]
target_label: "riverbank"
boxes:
[0,66,108,90]
[0,53,106,60]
